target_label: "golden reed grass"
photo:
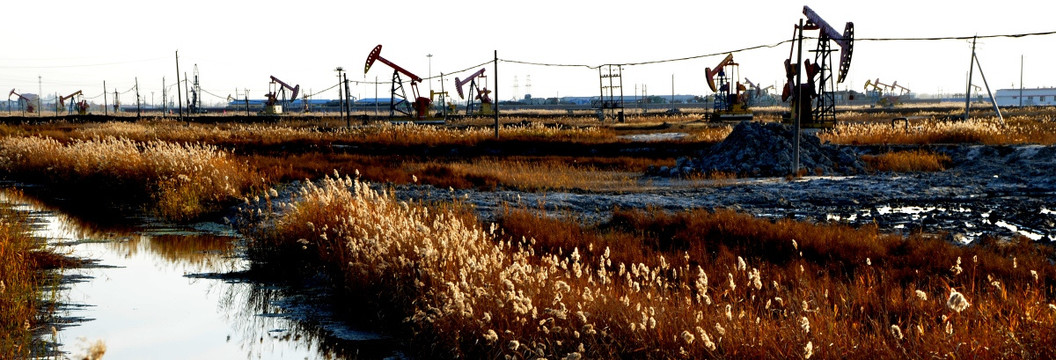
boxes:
[821,117,1056,145]
[0,205,37,358]
[862,150,951,172]
[407,157,646,192]
[0,136,255,220]
[246,176,1056,359]
[0,192,74,358]
[0,119,623,147]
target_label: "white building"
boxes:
[995,88,1056,107]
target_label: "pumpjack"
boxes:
[706,53,752,121]
[863,79,909,107]
[263,76,301,115]
[58,90,89,115]
[364,44,431,120]
[744,78,776,106]
[429,89,452,118]
[454,68,493,115]
[782,6,854,127]
[8,89,37,113]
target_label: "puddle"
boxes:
[2,190,403,359]
[619,132,688,142]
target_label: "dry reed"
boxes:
[0,136,255,220]
[0,192,71,358]
[821,117,1056,145]
[245,176,1056,359]
[862,150,951,172]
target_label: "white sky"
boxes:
[3,0,1056,106]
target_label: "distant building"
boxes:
[995,88,1056,107]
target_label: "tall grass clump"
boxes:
[25,120,620,148]
[0,194,72,358]
[410,157,642,192]
[821,117,1056,145]
[0,136,256,220]
[862,150,951,172]
[245,178,1056,358]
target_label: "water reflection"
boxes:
[1,188,403,359]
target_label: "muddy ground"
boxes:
[392,143,1056,244]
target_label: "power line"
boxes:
[8,29,1056,101]
[306,83,339,98]
[857,29,1056,42]
[199,88,228,100]
[498,29,1056,69]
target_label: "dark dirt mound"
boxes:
[665,121,864,177]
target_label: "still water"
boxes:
[3,190,401,359]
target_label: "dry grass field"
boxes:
[821,107,1056,146]
[0,191,78,358]
[861,150,951,172]
[243,173,1056,359]
[1,107,1054,358]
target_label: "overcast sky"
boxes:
[3,0,1055,105]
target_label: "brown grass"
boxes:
[862,150,951,172]
[244,176,1056,359]
[243,152,671,192]
[821,117,1056,145]
[407,157,652,192]
[0,136,257,220]
[0,191,75,358]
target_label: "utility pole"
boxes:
[793,19,804,176]
[184,72,189,113]
[494,50,499,138]
[162,77,167,116]
[176,51,183,121]
[336,67,345,120]
[972,51,1003,123]
[427,54,433,94]
[37,76,41,118]
[135,77,141,119]
[964,36,976,121]
[344,73,352,127]
[103,81,108,116]
[440,72,447,121]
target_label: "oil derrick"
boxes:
[783,6,854,127]
[455,68,492,116]
[364,44,432,120]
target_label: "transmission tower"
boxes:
[526,75,532,101]
[512,75,519,101]
[190,65,203,113]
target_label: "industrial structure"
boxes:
[743,78,777,106]
[455,68,492,116]
[187,65,205,114]
[8,89,37,113]
[18,5,1054,123]
[994,88,1056,107]
[863,78,911,107]
[263,76,301,115]
[364,44,431,120]
[597,64,624,121]
[706,53,752,121]
[58,90,89,115]
[782,5,854,127]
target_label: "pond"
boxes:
[2,190,403,360]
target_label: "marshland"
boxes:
[1,105,1055,359]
